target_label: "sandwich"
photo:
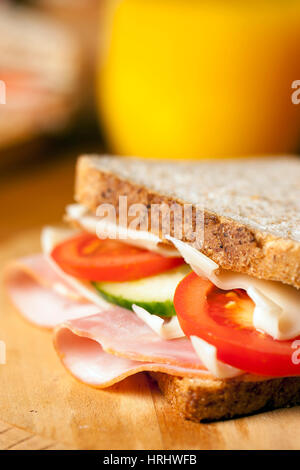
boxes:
[5,155,300,422]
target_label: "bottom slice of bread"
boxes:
[149,373,300,422]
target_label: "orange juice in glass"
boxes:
[98,0,300,159]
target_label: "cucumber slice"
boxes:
[93,264,191,317]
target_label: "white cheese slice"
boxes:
[167,236,300,341]
[190,336,242,379]
[132,304,185,340]
[41,226,80,254]
[41,226,109,308]
[66,204,180,258]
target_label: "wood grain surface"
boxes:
[1,156,300,450]
[0,418,70,450]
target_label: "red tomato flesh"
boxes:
[174,272,300,377]
[51,232,184,282]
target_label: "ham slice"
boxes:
[54,310,204,368]
[54,327,209,388]
[5,254,100,328]
[5,254,209,386]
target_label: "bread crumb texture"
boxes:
[150,373,300,422]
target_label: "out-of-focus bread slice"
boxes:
[149,372,300,422]
[0,4,81,150]
[0,4,80,92]
[75,154,300,288]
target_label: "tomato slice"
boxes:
[174,271,300,377]
[51,232,184,282]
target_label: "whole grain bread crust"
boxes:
[149,372,300,422]
[75,155,300,289]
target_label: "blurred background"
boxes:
[1,0,300,240]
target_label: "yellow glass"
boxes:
[98,0,300,159]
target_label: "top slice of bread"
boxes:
[75,155,300,289]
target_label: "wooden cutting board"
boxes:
[1,229,300,450]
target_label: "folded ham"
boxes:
[54,326,209,388]
[5,254,100,328]
[5,254,209,387]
